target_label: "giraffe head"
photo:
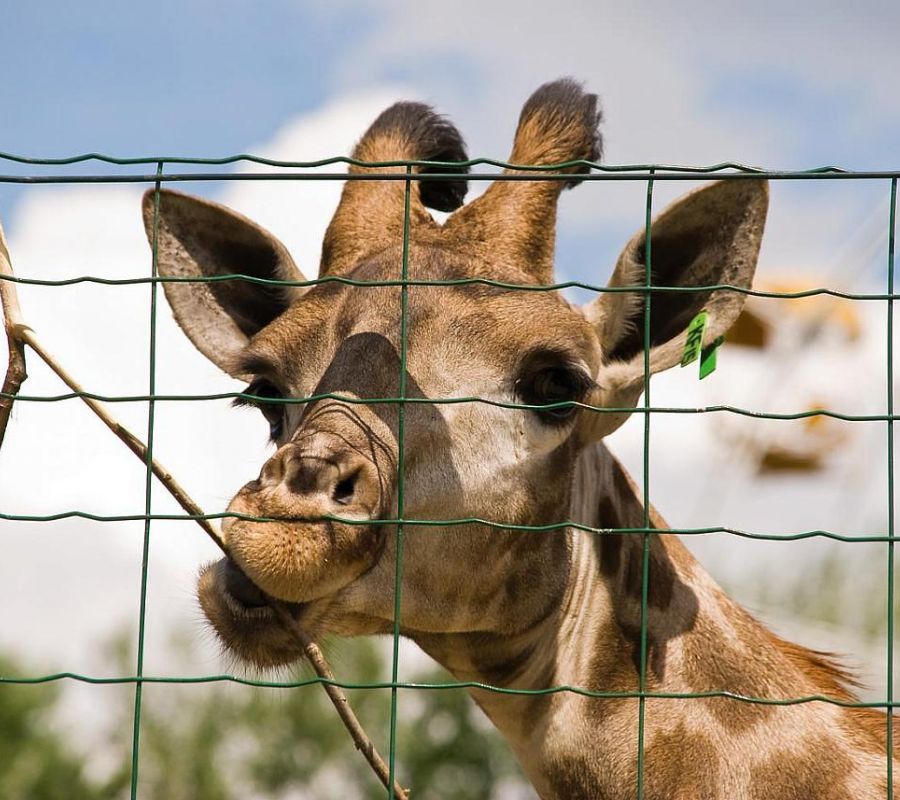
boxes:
[144,79,768,667]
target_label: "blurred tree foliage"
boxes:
[5,555,894,798]
[0,636,527,800]
[0,655,123,800]
[746,546,895,641]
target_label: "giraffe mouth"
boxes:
[222,557,269,610]
[199,513,391,667]
[220,557,307,617]
[198,558,309,668]
[220,557,306,619]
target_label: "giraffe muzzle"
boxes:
[221,432,391,604]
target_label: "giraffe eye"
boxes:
[516,352,594,425]
[238,379,285,441]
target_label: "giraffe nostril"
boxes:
[332,470,359,506]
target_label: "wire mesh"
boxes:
[886,177,897,798]
[636,170,654,797]
[0,154,898,799]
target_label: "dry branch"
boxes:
[0,225,408,800]
[0,222,27,447]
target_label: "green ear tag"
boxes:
[699,336,724,380]
[680,310,708,368]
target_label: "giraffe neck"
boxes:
[416,443,895,800]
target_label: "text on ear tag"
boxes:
[681,310,723,379]
[680,310,709,368]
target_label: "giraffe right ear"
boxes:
[142,189,307,377]
[581,179,768,439]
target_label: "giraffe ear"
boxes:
[581,179,768,439]
[142,189,306,377]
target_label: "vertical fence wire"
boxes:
[387,167,414,797]
[129,162,163,799]
[636,171,655,799]
[887,176,897,798]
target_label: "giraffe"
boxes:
[143,79,896,799]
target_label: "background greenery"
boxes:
[4,545,895,800]
[0,633,525,800]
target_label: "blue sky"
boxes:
[0,2,367,219]
[4,2,897,164]
[2,2,369,155]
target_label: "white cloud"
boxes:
[333,0,899,159]
[330,0,898,163]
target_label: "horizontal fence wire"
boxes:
[0,512,895,543]
[7,173,900,184]
[0,672,897,707]
[0,153,896,799]
[0,154,899,181]
[0,671,897,709]
[2,151,897,171]
[1,273,899,301]
[3,392,899,424]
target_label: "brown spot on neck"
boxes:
[750,735,852,800]
[680,611,775,732]
[590,449,699,684]
[643,723,720,800]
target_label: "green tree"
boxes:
[88,631,525,799]
[0,655,115,800]
[129,637,524,799]
[1,633,527,799]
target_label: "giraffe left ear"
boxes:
[142,189,307,377]
[581,179,769,439]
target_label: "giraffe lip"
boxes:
[221,558,305,616]
[223,558,267,608]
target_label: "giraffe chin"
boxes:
[197,559,308,668]
[199,516,387,668]
[224,514,385,604]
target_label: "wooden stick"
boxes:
[0,221,408,799]
[0,223,27,447]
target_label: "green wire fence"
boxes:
[0,153,897,799]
